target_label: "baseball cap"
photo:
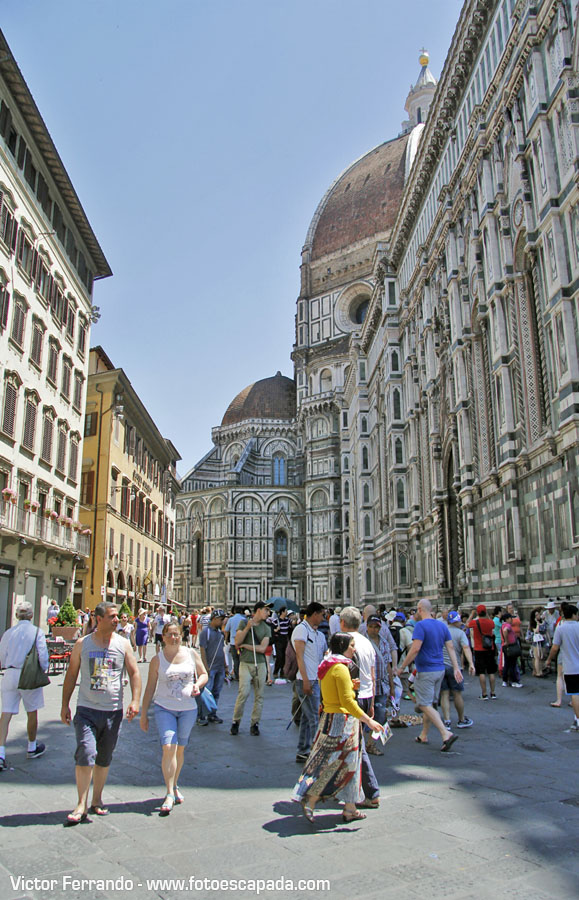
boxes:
[476,604,487,615]
[253,600,273,612]
[367,615,382,625]
[385,611,397,622]
[448,610,461,624]
[394,612,406,623]
[210,609,226,620]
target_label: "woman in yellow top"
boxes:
[291,632,383,823]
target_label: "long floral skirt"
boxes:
[291,712,363,805]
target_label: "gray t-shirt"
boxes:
[443,625,469,668]
[553,620,579,675]
[77,633,127,711]
[199,626,226,670]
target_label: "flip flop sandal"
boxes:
[415,736,429,744]
[300,801,315,822]
[342,811,367,822]
[65,812,89,826]
[441,734,458,752]
[160,795,175,816]
[174,788,184,804]
[89,805,109,816]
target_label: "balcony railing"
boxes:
[0,501,91,557]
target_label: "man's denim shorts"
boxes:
[73,706,123,767]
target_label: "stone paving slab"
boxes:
[0,668,578,899]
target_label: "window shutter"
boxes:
[16,136,26,169]
[57,428,66,472]
[0,286,9,329]
[68,437,78,480]
[22,398,37,450]
[0,101,12,139]
[31,324,42,364]
[2,381,17,436]
[10,218,18,253]
[30,249,39,284]
[41,415,53,462]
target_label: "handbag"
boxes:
[18,628,50,690]
[199,687,218,716]
[504,639,521,659]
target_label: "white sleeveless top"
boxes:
[154,649,198,711]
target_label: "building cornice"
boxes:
[0,29,112,279]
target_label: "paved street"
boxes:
[0,664,578,900]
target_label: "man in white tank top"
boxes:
[60,601,141,825]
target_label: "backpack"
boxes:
[389,623,402,650]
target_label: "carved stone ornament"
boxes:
[512,198,524,230]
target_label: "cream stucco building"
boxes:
[0,30,111,632]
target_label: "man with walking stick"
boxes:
[230,601,273,736]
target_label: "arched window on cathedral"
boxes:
[274,530,288,578]
[396,479,405,509]
[399,552,408,585]
[395,437,403,465]
[362,446,369,470]
[320,369,332,392]
[393,388,401,420]
[571,489,579,544]
[391,351,400,372]
[334,537,341,556]
[344,480,350,501]
[365,567,372,592]
[272,454,286,486]
[364,514,371,538]
[363,483,370,504]
[192,533,204,578]
[345,576,351,599]
[361,416,368,434]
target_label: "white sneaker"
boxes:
[512,683,523,689]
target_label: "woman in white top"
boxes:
[116,613,136,650]
[140,622,207,814]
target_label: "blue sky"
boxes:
[1,0,460,472]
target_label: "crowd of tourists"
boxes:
[0,594,578,828]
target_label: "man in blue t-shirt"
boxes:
[396,599,463,750]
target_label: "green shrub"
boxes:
[54,597,77,627]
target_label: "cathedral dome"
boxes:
[304,132,410,262]
[221,372,296,426]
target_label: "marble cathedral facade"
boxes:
[178,0,579,612]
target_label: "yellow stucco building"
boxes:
[77,347,180,612]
